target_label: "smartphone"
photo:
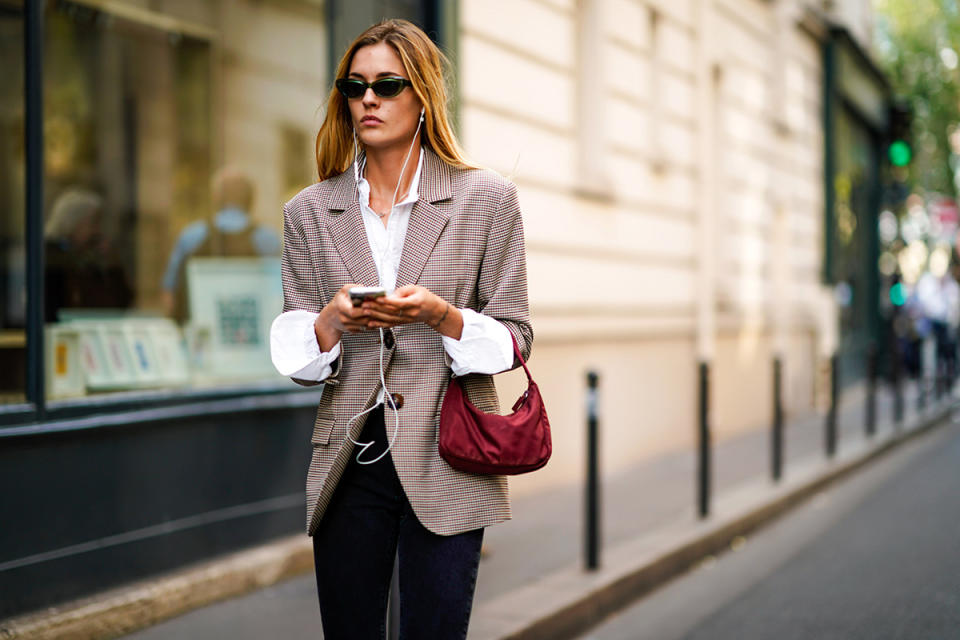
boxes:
[348,286,387,307]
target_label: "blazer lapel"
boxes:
[395,148,452,287]
[326,169,380,287]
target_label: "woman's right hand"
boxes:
[314,284,373,351]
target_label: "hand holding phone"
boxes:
[348,286,387,307]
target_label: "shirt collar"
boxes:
[356,147,424,210]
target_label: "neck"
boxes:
[362,133,421,207]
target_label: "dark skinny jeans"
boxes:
[312,407,484,639]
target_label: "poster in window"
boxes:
[126,324,162,386]
[46,326,84,399]
[149,319,190,386]
[77,324,114,390]
[186,257,282,381]
[102,326,136,387]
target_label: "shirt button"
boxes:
[388,393,404,410]
[383,329,395,350]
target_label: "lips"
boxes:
[361,116,383,125]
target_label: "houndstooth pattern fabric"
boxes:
[281,146,533,537]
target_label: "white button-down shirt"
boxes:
[270,148,514,390]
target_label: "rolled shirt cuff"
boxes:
[441,308,514,377]
[270,310,341,381]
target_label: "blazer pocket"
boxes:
[311,414,336,445]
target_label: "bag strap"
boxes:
[452,332,533,384]
[510,333,534,384]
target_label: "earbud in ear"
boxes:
[419,107,425,122]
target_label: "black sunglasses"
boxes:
[336,76,412,99]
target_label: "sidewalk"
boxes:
[5,378,950,640]
[477,377,919,605]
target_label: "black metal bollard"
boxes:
[698,361,711,518]
[826,354,838,458]
[866,344,877,437]
[772,357,783,482]
[917,340,927,413]
[933,331,946,402]
[893,337,904,427]
[585,371,600,571]
[949,338,959,395]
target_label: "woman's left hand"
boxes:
[362,285,462,338]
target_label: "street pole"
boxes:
[694,0,716,521]
[772,357,783,482]
[585,370,600,571]
[698,361,711,517]
[866,344,877,437]
[826,354,838,458]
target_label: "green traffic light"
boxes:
[889,140,912,167]
[890,282,906,306]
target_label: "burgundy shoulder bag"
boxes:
[438,335,552,475]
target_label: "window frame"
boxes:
[24,0,43,417]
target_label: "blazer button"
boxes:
[383,328,395,350]
[388,393,404,410]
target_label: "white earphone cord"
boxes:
[347,108,425,465]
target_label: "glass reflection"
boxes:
[41,2,283,400]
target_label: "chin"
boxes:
[360,133,404,150]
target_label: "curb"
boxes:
[469,401,956,640]
[0,535,313,640]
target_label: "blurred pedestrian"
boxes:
[44,188,132,322]
[269,19,532,640]
[161,166,280,322]
[917,259,960,386]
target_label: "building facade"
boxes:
[0,0,889,620]
[465,0,889,494]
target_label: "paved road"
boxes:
[580,414,960,640]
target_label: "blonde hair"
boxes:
[315,19,473,181]
[45,189,102,240]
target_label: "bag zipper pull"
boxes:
[512,389,530,412]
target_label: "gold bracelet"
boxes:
[432,302,451,328]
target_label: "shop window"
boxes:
[41,2,285,401]
[0,0,26,405]
[280,125,313,204]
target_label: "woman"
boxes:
[270,19,532,639]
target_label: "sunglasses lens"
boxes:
[373,78,406,98]
[336,79,365,99]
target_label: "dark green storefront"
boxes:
[822,25,891,387]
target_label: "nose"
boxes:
[362,87,378,108]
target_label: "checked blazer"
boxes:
[281,146,533,537]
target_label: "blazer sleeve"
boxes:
[475,180,534,365]
[279,198,342,386]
